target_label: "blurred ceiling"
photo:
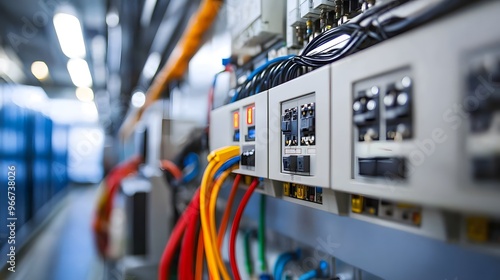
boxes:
[0,0,200,133]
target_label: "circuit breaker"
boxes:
[269,66,330,188]
[352,69,413,181]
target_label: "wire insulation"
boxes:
[229,178,260,280]
[195,230,205,280]
[258,194,267,272]
[217,174,241,249]
[158,189,200,280]
[161,159,183,181]
[209,168,238,278]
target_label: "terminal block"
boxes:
[283,182,323,204]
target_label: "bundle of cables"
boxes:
[158,146,261,280]
[231,0,470,102]
[92,156,183,258]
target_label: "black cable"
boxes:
[230,0,471,103]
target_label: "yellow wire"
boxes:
[200,147,240,280]
[202,160,232,280]
[209,167,237,279]
[200,160,219,279]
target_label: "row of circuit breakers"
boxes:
[210,3,500,244]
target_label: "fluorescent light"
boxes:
[0,57,8,73]
[140,0,157,27]
[31,61,49,80]
[0,48,26,82]
[81,102,98,121]
[106,10,120,27]
[49,99,98,124]
[143,52,161,79]
[131,91,146,108]
[76,87,94,102]
[11,86,48,112]
[67,58,93,87]
[53,13,86,58]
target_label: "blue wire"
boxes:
[230,55,295,103]
[298,260,328,280]
[298,270,317,280]
[213,156,240,179]
[248,55,295,81]
[182,152,200,183]
[274,249,301,280]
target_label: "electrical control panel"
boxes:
[210,91,268,178]
[331,1,500,217]
[269,66,330,188]
[228,0,286,50]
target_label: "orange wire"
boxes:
[217,174,241,249]
[120,0,224,139]
[160,160,183,181]
[196,230,205,280]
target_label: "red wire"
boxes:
[229,179,259,280]
[195,230,204,280]
[93,156,142,256]
[178,203,200,280]
[160,160,183,181]
[159,189,200,280]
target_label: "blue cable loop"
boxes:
[182,152,200,183]
[274,249,301,280]
[298,260,328,280]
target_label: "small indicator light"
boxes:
[246,106,255,125]
[233,111,239,129]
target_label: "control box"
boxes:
[330,1,500,216]
[269,66,330,188]
[228,0,286,49]
[210,91,269,178]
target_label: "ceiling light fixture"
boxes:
[67,58,93,87]
[143,52,162,79]
[31,61,50,80]
[75,87,94,102]
[131,91,146,108]
[53,13,86,58]
[106,10,120,27]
